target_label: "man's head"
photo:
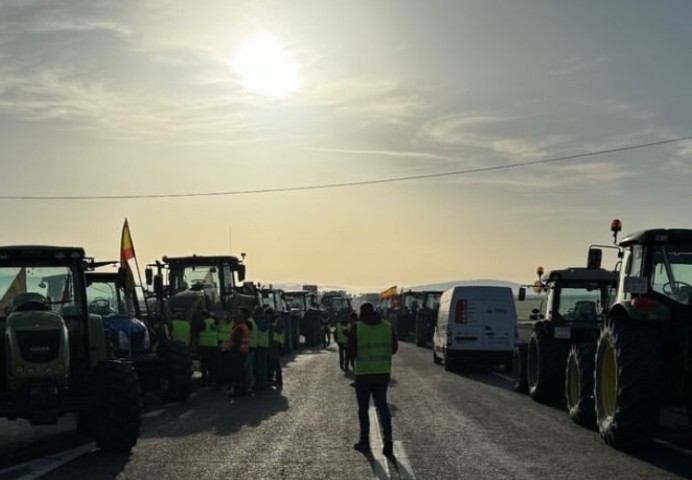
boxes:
[349,312,358,323]
[360,303,375,317]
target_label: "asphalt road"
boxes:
[1,343,691,480]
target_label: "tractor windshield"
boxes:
[403,295,422,309]
[86,280,136,317]
[329,298,352,311]
[650,244,692,305]
[555,286,608,322]
[0,266,80,317]
[285,294,307,310]
[170,265,219,294]
[423,293,441,310]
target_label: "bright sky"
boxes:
[1,0,691,292]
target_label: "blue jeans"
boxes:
[355,382,392,443]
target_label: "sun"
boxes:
[231,36,302,98]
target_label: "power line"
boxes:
[2,134,690,200]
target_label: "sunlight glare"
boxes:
[231,36,302,98]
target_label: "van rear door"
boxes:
[450,287,515,352]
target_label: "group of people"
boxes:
[189,306,286,397]
[333,303,399,457]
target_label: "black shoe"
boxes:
[353,441,370,453]
[382,441,393,457]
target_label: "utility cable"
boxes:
[1,134,690,200]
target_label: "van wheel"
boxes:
[566,342,596,427]
[433,349,442,365]
[528,322,568,404]
[512,344,528,393]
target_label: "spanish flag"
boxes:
[380,285,398,300]
[121,219,136,264]
[120,219,136,292]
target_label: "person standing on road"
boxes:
[335,314,351,371]
[197,311,218,387]
[347,302,397,457]
[254,306,270,391]
[223,311,251,397]
[322,315,331,348]
[215,314,234,391]
[267,308,284,389]
[346,312,357,371]
[243,307,257,393]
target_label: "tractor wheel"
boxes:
[512,344,528,394]
[595,318,661,448]
[156,340,193,403]
[90,360,142,452]
[527,322,568,404]
[566,342,596,427]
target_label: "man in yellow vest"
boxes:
[197,311,218,387]
[347,302,398,457]
[171,312,190,345]
[215,314,234,391]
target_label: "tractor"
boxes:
[514,265,614,428]
[86,268,191,403]
[257,287,295,353]
[414,290,442,347]
[0,246,141,452]
[146,254,256,355]
[284,290,320,348]
[589,220,692,447]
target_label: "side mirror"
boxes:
[153,275,164,297]
[587,248,603,269]
[237,265,246,283]
[145,267,153,285]
[518,287,526,301]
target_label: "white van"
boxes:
[433,286,517,371]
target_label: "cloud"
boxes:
[420,113,570,159]
[550,56,606,76]
[304,147,453,162]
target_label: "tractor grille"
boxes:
[16,330,62,363]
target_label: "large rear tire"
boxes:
[90,360,142,452]
[527,322,568,404]
[512,344,528,393]
[595,318,661,448]
[566,342,596,427]
[157,340,192,403]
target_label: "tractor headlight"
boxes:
[118,331,130,349]
[143,328,151,350]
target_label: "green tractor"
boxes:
[414,290,442,347]
[514,265,614,427]
[0,246,141,452]
[590,220,692,447]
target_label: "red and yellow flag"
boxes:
[0,268,27,314]
[121,219,136,264]
[380,285,398,300]
[120,219,137,292]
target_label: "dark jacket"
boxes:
[347,311,397,383]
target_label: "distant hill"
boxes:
[262,279,525,295]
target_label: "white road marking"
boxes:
[393,441,417,480]
[369,406,391,480]
[0,443,95,480]
[492,372,514,382]
[142,408,166,418]
[653,438,692,458]
[179,409,195,419]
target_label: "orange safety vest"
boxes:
[225,323,251,353]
